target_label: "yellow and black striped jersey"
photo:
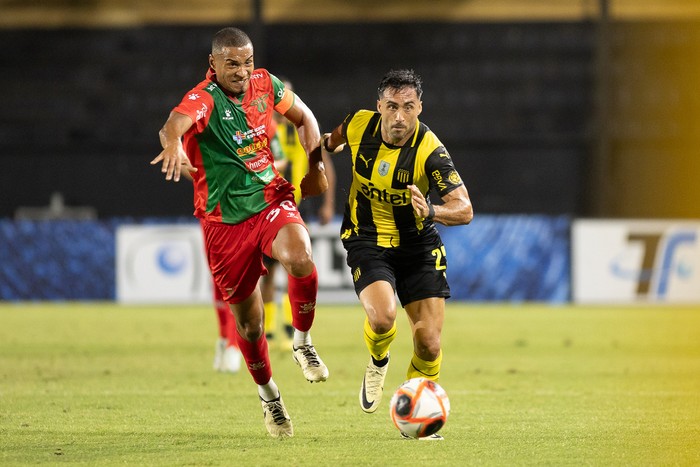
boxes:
[340,110,464,248]
[277,120,308,204]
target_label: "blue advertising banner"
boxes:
[1,216,570,302]
[439,215,570,302]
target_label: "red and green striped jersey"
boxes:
[174,68,296,224]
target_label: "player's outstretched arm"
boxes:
[150,111,197,182]
[283,95,327,198]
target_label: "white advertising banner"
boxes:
[116,222,355,304]
[116,225,211,304]
[572,219,700,304]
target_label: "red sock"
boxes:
[213,285,230,339]
[224,313,238,349]
[287,267,317,332]
[234,329,272,385]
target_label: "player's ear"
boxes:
[376,99,382,112]
[208,54,216,70]
[416,100,423,117]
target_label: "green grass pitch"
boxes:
[1,302,699,465]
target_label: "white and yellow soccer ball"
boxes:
[389,378,450,438]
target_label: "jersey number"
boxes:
[266,200,296,223]
[431,246,447,271]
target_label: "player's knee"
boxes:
[279,249,314,277]
[415,336,441,361]
[368,310,396,334]
[237,321,264,342]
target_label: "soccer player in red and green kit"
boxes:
[151,27,329,439]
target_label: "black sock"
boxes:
[372,355,389,367]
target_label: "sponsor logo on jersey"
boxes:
[237,137,270,156]
[223,109,234,121]
[196,102,208,121]
[251,167,274,186]
[243,153,270,171]
[233,124,267,146]
[188,93,200,100]
[360,181,410,206]
[432,169,447,190]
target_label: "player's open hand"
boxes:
[150,146,197,182]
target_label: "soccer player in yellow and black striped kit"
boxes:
[323,69,473,440]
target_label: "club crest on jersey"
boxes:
[378,160,390,176]
[249,94,269,112]
[396,169,410,184]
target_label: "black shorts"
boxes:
[343,239,451,308]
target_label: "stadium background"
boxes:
[0,0,698,302]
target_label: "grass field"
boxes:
[1,302,699,466]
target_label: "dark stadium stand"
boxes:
[1,19,698,218]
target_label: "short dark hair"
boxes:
[377,69,423,100]
[212,27,252,54]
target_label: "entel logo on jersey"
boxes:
[360,181,409,206]
[610,229,697,299]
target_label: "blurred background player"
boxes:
[260,77,336,351]
[211,284,241,373]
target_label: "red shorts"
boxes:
[200,194,306,304]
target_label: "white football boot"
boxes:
[260,395,293,438]
[359,354,389,413]
[292,345,329,382]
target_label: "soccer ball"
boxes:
[389,378,450,438]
